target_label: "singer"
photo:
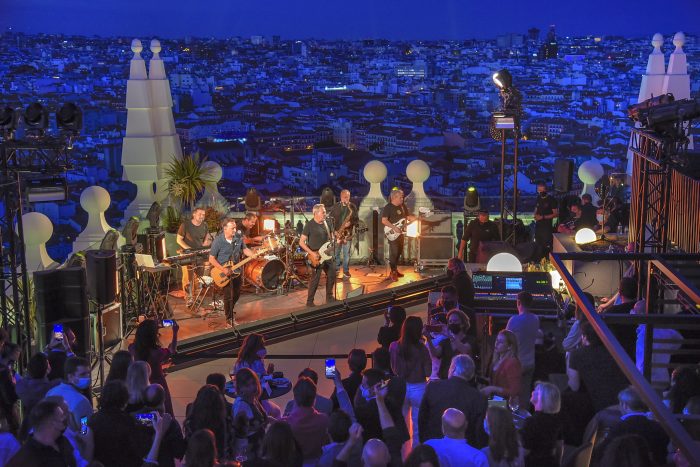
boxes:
[299,203,337,306]
[208,218,255,325]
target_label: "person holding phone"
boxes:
[129,319,179,416]
[44,326,78,382]
[16,353,58,439]
[377,306,406,349]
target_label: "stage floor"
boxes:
[165,264,443,344]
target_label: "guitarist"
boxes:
[299,204,337,307]
[208,218,256,326]
[328,189,358,279]
[381,188,416,282]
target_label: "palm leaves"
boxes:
[164,153,215,212]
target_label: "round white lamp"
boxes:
[575,228,597,245]
[486,253,522,272]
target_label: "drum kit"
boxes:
[244,228,309,293]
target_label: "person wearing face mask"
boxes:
[446,257,475,308]
[45,357,94,433]
[533,181,558,261]
[7,399,77,466]
[426,310,474,380]
[353,368,409,444]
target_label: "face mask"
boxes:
[448,324,462,334]
[483,418,491,436]
[596,213,604,223]
[76,377,91,390]
[256,349,267,358]
[360,386,372,401]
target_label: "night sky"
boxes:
[2,0,699,39]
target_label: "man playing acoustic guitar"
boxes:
[208,218,256,326]
[299,204,337,307]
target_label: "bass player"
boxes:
[381,188,416,282]
[299,203,337,307]
[208,218,255,326]
[328,189,358,279]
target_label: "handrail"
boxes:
[550,252,700,466]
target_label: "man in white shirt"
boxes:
[425,408,488,467]
[506,292,541,405]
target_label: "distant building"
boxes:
[396,60,427,79]
[251,35,264,45]
[540,25,559,60]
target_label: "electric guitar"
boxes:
[210,248,270,288]
[306,241,334,268]
[383,208,433,241]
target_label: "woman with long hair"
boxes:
[233,333,286,417]
[125,360,151,412]
[390,315,431,446]
[184,384,229,460]
[129,318,178,415]
[106,350,133,384]
[426,309,473,380]
[183,429,218,467]
[232,367,269,462]
[481,406,524,467]
[520,382,564,467]
[259,420,303,467]
[481,330,522,399]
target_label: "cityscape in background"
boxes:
[1,27,698,261]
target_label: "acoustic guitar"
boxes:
[210,248,270,288]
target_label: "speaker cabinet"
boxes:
[418,236,454,264]
[420,211,453,236]
[554,159,574,193]
[34,270,62,324]
[99,302,123,348]
[86,250,117,305]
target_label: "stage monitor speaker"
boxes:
[346,286,365,299]
[59,267,89,320]
[99,302,123,348]
[418,236,453,261]
[420,210,452,236]
[554,159,574,193]
[476,241,520,264]
[86,249,117,305]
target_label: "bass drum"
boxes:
[244,258,286,291]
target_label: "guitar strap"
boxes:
[323,220,332,245]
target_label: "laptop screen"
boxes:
[134,253,155,268]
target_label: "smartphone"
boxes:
[325,358,336,379]
[80,416,88,435]
[135,412,156,425]
[53,323,64,340]
[161,319,174,328]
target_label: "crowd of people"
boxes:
[0,254,699,467]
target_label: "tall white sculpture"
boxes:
[358,161,388,263]
[404,159,433,212]
[73,186,120,253]
[196,161,229,213]
[21,212,58,272]
[662,32,690,100]
[578,159,604,205]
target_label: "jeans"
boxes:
[388,236,404,272]
[307,260,337,304]
[334,241,351,274]
[222,275,242,320]
[403,381,426,447]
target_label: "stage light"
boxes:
[405,220,419,238]
[575,228,597,245]
[146,202,161,229]
[121,216,140,247]
[56,102,82,139]
[0,106,19,139]
[25,176,67,203]
[464,186,480,210]
[99,229,121,251]
[492,69,513,90]
[263,218,276,232]
[244,187,262,212]
[486,252,522,272]
[23,102,49,136]
[320,187,335,208]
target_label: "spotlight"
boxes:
[492,69,513,90]
[23,103,49,137]
[99,229,121,251]
[146,202,162,230]
[486,252,522,272]
[244,187,262,212]
[121,216,140,247]
[464,186,480,211]
[0,106,19,139]
[56,103,82,133]
[25,176,67,203]
[320,187,335,208]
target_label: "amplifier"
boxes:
[418,235,454,264]
[420,211,453,236]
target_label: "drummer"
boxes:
[240,212,264,247]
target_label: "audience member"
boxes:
[45,356,93,432]
[481,406,525,467]
[141,411,173,467]
[377,305,406,348]
[446,257,475,308]
[331,348,367,409]
[481,329,522,400]
[0,343,20,436]
[354,368,409,444]
[45,328,78,381]
[426,309,473,380]
[519,382,563,467]
[184,385,228,460]
[283,368,333,416]
[389,316,431,446]
[594,386,669,465]
[258,420,302,467]
[139,383,187,467]
[599,433,654,467]
[506,292,540,406]
[419,354,487,447]
[430,286,476,341]
[561,292,595,353]
[403,443,440,467]
[125,360,151,413]
[43,395,92,466]
[105,350,133,384]
[7,399,77,467]
[665,366,700,414]
[318,410,361,467]
[183,428,218,467]
[424,408,488,467]
[233,333,286,417]
[600,277,637,358]
[0,419,19,465]
[16,352,58,439]
[89,379,145,467]
[283,376,330,462]
[232,367,268,461]
[129,319,179,415]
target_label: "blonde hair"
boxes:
[126,360,151,404]
[534,381,561,414]
[494,329,519,362]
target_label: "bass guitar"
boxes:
[210,248,270,288]
[306,241,334,268]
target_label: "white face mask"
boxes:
[596,214,604,223]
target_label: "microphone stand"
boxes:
[326,215,338,301]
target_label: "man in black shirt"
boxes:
[239,212,264,247]
[558,202,596,234]
[457,209,499,263]
[177,207,212,307]
[580,194,598,229]
[299,204,337,306]
[381,189,416,282]
[534,181,558,261]
[328,189,359,278]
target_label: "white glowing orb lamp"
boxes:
[405,220,419,238]
[486,253,522,272]
[575,228,597,245]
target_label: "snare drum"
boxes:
[244,258,286,290]
[261,234,282,253]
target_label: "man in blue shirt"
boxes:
[208,218,255,326]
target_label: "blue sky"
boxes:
[2,0,699,39]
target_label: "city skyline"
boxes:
[2,0,699,40]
